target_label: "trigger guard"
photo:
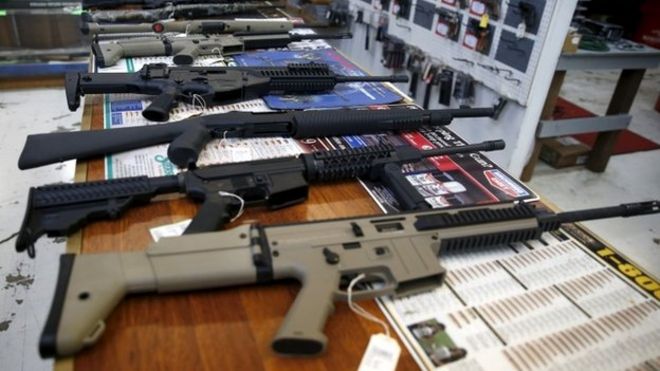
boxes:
[335,272,397,301]
[221,196,243,220]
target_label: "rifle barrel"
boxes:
[553,201,660,224]
[336,75,409,83]
[419,140,506,158]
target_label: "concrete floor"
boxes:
[527,68,660,278]
[0,89,78,371]
[0,69,658,369]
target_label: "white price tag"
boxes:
[464,34,478,49]
[436,22,449,36]
[150,219,191,241]
[516,22,526,38]
[358,334,401,371]
[229,146,254,162]
[470,1,486,15]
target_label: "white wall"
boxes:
[329,0,577,176]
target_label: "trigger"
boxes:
[82,320,106,346]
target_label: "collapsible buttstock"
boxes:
[16,176,175,255]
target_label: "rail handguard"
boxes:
[39,200,659,357]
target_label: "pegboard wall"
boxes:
[350,0,555,106]
[331,0,577,176]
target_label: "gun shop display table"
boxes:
[60,96,423,371]
[56,53,660,371]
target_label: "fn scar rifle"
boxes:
[82,18,303,35]
[92,32,353,67]
[39,200,659,357]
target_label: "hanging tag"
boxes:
[516,22,526,38]
[357,334,401,371]
[479,13,489,28]
[150,219,191,241]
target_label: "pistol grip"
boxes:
[271,260,341,356]
[167,123,212,168]
[173,44,200,65]
[184,193,234,234]
[143,91,177,121]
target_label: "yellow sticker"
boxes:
[479,14,489,28]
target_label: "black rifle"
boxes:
[82,2,280,23]
[64,63,408,122]
[18,106,498,170]
[17,140,505,257]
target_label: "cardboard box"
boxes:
[562,29,581,54]
[539,137,591,168]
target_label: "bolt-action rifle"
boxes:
[82,18,302,35]
[92,32,352,67]
[83,0,273,10]
[82,2,281,23]
[38,200,659,357]
[17,140,505,257]
[18,105,498,170]
[64,62,407,122]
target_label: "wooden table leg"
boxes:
[585,69,646,172]
[520,70,567,181]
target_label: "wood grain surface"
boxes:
[68,96,421,370]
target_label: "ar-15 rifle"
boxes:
[82,2,280,23]
[17,140,505,257]
[64,63,407,122]
[19,106,498,170]
[39,200,659,357]
[92,32,352,67]
[82,18,302,35]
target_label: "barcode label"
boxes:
[358,334,401,371]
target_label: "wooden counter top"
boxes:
[60,96,420,371]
